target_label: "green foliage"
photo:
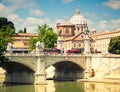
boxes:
[43,30,58,48]
[18,30,24,33]
[28,37,38,51]
[108,36,120,54]
[29,24,58,51]
[0,17,15,62]
[37,24,58,49]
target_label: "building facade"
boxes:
[56,8,95,53]
[56,8,120,54]
[91,30,120,53]
[12,33,38,49]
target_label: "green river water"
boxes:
[0,80,120,92]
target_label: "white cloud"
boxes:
[100,20,107,29]
[0,3,15,17]
[107,18,120,30]
[103,0,120,10]
[1,0,38,9]
[0,1,53,33]
[8,16,52,33]
[55,18,63,24]
[29,9,45,16]
[82,12,98,19]
[87,18,120,32]
[62,0,74,3]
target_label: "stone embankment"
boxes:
[0,68,5,84]
[78,77,120,84]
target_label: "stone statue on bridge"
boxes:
[36,41,44,53]
[6,43,12,52]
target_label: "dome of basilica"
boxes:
[70,8,87,25]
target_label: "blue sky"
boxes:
[0,0,120,33]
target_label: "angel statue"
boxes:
[86,27,89,35]
[36,41,44,53]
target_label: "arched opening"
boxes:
[46,61,84,81]
[1,61,35,84]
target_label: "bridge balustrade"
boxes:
[4,52,84,56]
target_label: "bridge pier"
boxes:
[84,35,91,54]
[34,41,47,85]
[34,58,47,85]
[84,56,92,79]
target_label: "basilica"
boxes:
[56,8,95,53]
[56,8,120,54]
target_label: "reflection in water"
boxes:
[35,80,55,92]
[84,82,120,92]
[0,81,120,92]
[0,84,34,92]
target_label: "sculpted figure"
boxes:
[86,27,89,35]
[36,41,44,52]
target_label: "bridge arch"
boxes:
[1,61,35,84]
[46,60,85,80]
[10,60,36,72]
[2,61,35,73]
[45,58,86,70]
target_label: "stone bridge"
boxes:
[5,53,88,71]
[2,53,91,84]
[1,53,120,84]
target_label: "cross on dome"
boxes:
[70,8,87,25]
[75,8,80,15]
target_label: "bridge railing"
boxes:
[4,52,85,56]
[5,52,44,56]
[6,51,120,57]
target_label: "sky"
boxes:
[0,0,120,33]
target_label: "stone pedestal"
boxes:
[34,57,47,85]
[84,35,91,54]
[84,56,92,79]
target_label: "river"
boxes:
[0,80,120,92]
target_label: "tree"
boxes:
[18,30,24,33]
[29,24,58,51]
[28,37,38,51]
[0,17,15,62]
[24,28,27,33]
[37,24,58,49]
[18,28,27,33]
[108,36,120,54]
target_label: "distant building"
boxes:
[56,8,120,54]
[91,30,120,53]
[11,8,120,54]
[56,8,95,53]
[12,33,38,49]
